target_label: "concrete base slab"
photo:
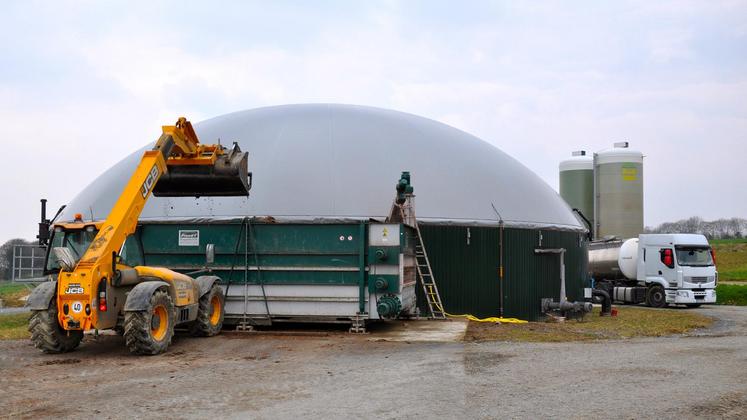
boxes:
[368,319,468,342]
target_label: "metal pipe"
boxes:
[247,218,271,324]
[224,217,248,301]
[243,217,249,326]
[560,249,566,303]
[572,208,593,241]
[37,199,49,246]
[544,299,592,313]
[499,219,504,318]
[491,203,505,318]
[593,152,599,240]
[358,222,366,314]
[592,289,612,316]
[536,248,593,315]
[40,199,47,223]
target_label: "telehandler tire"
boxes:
[124,290,175,355]
[189,284,225,337]
[29,300,83,354]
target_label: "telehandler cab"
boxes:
[27,117,251,355]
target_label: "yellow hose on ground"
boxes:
[447,313,528,324]
[432,302,528,324]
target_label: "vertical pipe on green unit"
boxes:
[499,219,504,318]
[243,217,249,325]
[358,221,366,314]
[224,217,248,299]
[248,219,271,324]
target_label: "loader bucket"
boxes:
[153,146,251,197]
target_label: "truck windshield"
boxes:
[45,228,98,271]
[675,246,714,267]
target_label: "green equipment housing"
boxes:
[118,220,420,326]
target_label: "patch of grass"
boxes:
[464,306,713,342]
[0,282,32,307]
[716,283,747,306]
[720,272,747,283]
[710,238,747,245]
[711,240,747,282]
[0,312,30,340]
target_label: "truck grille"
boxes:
[687,276,710,284]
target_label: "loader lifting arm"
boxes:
[54,117,250,332]
[77,117,248,268]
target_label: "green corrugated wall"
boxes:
[418,225,587,321]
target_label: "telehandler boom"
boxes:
[27,117,251,355]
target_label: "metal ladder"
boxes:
[412,223,446,319]
[388,196,446,320]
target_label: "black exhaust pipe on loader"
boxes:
[37,199,50,246]
[153,142,252,198]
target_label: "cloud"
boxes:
[648,29,695,63]
[0,0,745,245]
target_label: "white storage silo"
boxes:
[594,142,644,239]
[559,151,594,235]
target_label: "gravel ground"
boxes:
[1,306,745,419]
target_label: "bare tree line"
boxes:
[645,217,746,239]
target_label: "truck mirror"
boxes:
[205,244,215,265]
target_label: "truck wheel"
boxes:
[646,285,667,308]
[189,284,225,337]
[29,300,83,354]
[124,290,175,355]
[686,303,702,308]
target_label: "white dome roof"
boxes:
[60,104,583,230]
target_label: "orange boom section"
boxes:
[55,117,250,332]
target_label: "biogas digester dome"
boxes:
[61,104,587,321]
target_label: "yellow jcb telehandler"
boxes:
[27,118,251,355]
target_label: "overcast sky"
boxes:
[1,0,745,244]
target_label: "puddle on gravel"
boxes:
[463,352,514,375]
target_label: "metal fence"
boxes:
[12,245,46,281]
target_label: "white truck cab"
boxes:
[634,234,717,307]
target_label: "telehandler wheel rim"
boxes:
[209,295,222,326]
[151,305,169,341]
